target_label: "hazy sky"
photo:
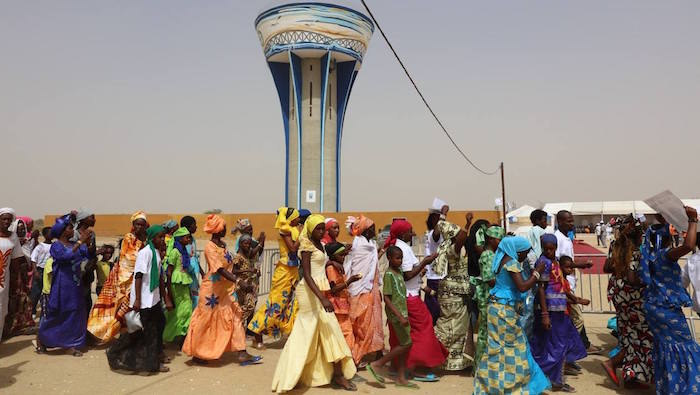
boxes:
[2,1,699,218]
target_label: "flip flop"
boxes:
[600,362,620,387]
[239,355,263,366]
[330,377,358,392]
[412,373,439,382]
[395,381,420,390]
[366,365,386,385]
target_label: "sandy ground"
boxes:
[0,313,655,395]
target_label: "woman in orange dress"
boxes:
[182,214,261,365]
[87,211,148,343]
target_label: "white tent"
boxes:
[543,199,699,216]
[506,205,537,221]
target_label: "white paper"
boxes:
[644,190,688,232]
[431,197,447,211]
[495,197,503,206]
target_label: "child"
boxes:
[95,244,114,296]
[30,226,53,317]
[34,256,54,353]
[368,246,417,389]
[324,241,362,359]
[530,237,587,392]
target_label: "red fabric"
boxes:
[389,295,448,369]
[321,219,338,245]
[384,219,412,248]
[572,240,607,274]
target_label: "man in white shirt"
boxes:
[424,209,446,324]
[29,227,53,317]
[555,210,601,356]
[108,225,170,373]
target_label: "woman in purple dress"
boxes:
[38,214,91,356]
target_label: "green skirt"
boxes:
[163,283,193,342]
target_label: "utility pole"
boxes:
[500,162,507,229]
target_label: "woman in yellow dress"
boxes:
[271,214,356,393]
[248,207,301,343]
[87,211,148,343]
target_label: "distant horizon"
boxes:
[3,1,698,219]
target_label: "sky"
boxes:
[2,1,699,218]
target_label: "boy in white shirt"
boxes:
[30,227,53,316]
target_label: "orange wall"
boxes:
[45,210,500,242]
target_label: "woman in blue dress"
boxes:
[640,207,699,395]
[474,236,550,394]
[38,214,91,356]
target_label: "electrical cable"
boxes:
[360,0,501,176]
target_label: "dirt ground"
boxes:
[0,313,655,395]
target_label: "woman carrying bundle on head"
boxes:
[248,207,301,344]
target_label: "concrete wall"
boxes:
[45,210,501,243]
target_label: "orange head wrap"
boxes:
[203,214,226,234]
[345,215,375,237]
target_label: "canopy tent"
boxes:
[542,199,700,216]
[506,205,537,221]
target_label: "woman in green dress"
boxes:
[163,227,194,344]
[473,225,504,365]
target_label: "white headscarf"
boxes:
[0,208,16,221]
[75,208,94,222]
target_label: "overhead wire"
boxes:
[359,0,501,176]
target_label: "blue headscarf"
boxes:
[540,233,558,247]
[491,236,532,274]
[50,214,73,239]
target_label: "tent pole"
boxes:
[501,162,507,230]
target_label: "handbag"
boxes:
[124,310,143,333]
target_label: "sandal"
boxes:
[192,357,209,365]
[366,364,386,386]
[331,375,357,392]
[253,342,266,350]
[159,364,170,373]
[553,383,576,393]
[412,373,439,382]
[601,361,620,387]
[395,381,420,390]
[71,349,83,357]
[239,355,263,366]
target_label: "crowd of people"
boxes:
[0,203,699,394]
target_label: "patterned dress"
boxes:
[433,220,473,371]
[474,256,550,395]
[182,241,246,360]
[474,249,495,365]
[247,228,299,338]
[640,226,700,395]
[606,253,653,383]
[231,252,259,324]
[87,233,143,343]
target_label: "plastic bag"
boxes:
[125,310,143,333]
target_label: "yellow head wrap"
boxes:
[302,214,326,239]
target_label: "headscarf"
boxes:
[131,211,147,223]
[232,218,252,235]
[203,214,225,234]
[321,218,338,244]
[325,241,346,257]
[302,214,326,239]
[540,233,557,247]
[146,224,165,291]
[384,219,412,248]
[485,225,505,240]
[0,208,15,220]
[491,236,531,274]
[238,233,253,245]
[274,207,299,234]
[298,209,312,219]
[75,209,93,223]
[345,215,374,237]
[17,216,33,231]
[51,214,73,239]
[162,219,177,230]
[475,223,488,247]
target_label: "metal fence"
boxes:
[251,248,700,339]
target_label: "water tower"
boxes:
[255,2,374,212]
